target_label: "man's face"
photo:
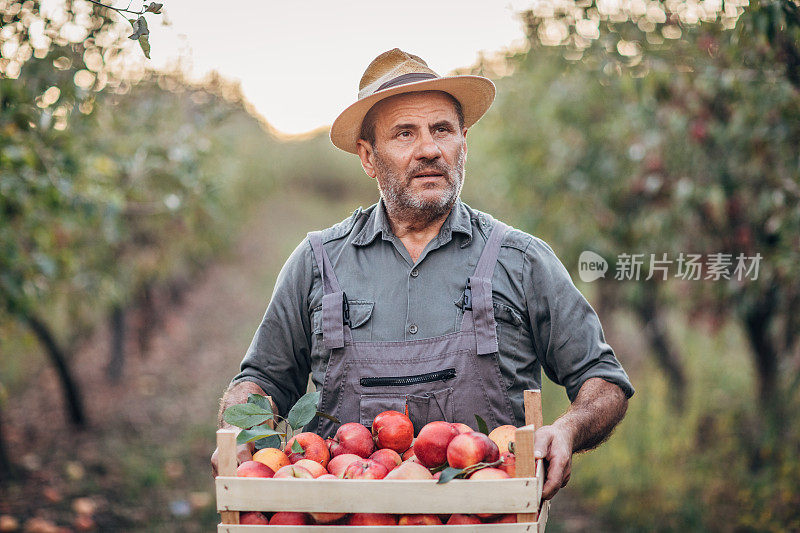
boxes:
[357,91,467,222]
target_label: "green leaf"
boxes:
[291,439,304,454]
[248,394,274,414]
[236,426,283,446]
[475,414,489,435]
[436,467,464,484]
[287,391,320,430]
[256,435,282,450]
[129,16,149,40]
[223,403,273,429]
[138,35,151,59]
[315,411,340,424]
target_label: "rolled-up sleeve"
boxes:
[523,237,634,402]
[231,239,313,416]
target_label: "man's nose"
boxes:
[415,130,442,160]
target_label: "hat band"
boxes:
[376,72,437,92]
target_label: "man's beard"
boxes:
[374,146,465,228]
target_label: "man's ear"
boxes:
[356,139,377,179]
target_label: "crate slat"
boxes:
[216,477,539,514]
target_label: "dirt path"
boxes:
[2,189,610,531]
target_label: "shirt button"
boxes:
[410,269,419,278]
[408,324,418,335]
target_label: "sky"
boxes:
[137,1,533,135]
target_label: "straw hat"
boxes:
[330,48,496,154]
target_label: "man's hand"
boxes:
[211,381,275,477]
[533,377,629,500]
[534,424,574,500]
[211,440,255,477]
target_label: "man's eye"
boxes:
[398,131,411,138]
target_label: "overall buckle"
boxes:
[463,279,472,310]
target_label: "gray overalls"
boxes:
[307,221,515,438]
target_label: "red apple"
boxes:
[327,453,362,478]
[371,410,414,453]
[499,452,516,477]
[317,473,336,480]
[398,514,442,525]
[293,458,327,478]
[273,465,314,479]
[240,512,269,524]
[343,459,389,479]
[488,425,516,455]
[384,461,434,480]
[284,432,330,467]
[269,512,311,525]
[236,460,274,478]
[414,421,460,468]
[347,513,398,525]
[402,446,415,461]
[448,514,482,524]
[447,431,499,469]
[369,448,402,472]
[330,422,375,458]
[469,467,511,480]
[310,511,346,524]
[452,422,473,434]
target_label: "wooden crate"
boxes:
[215,390,550,531]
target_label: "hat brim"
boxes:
[330,75,496,154]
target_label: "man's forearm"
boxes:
[217,381,275,429]
[552,377,628,453]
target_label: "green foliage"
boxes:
[474,414,489,435]
[287,390,321,430]
[223,392,326,448]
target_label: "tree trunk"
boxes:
[0,408,16,482]
[23,313,86,427]
[106,304,126,382]
[136,283,157,358]
[634,281,688,412]
[742,284,780,415]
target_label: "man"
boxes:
[212,49,634,501]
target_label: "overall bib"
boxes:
[308,221,515,438]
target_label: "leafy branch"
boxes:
[223,391,340,448]
[82,0,164,58]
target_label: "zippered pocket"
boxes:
[360,368,456,388]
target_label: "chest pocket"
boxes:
[493,302,524,390]
[311,300,375,341]
[454,294,524,390]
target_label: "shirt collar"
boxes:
[352,198,474,248]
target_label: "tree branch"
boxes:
[84,0,146,16]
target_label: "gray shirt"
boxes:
[233,198,634,423]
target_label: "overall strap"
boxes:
[469,220,509,355]
[308,232,347,350]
